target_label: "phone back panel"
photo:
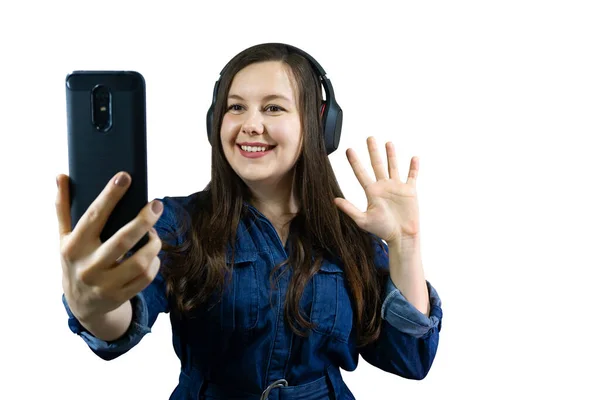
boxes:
[66,71,148,244]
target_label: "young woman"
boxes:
[57,43,443,400]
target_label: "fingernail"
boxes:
[151,200,163,214]
[115,173,130,187]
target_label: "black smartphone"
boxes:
[66,71,149,253]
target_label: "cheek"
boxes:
[220,115,237,144]
[289,126,303,156]
[271,120,302,148]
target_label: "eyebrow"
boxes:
[227,94,292,103]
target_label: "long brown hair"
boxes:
[161,43,388,347]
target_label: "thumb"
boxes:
[334,198,367,229]
[55,174,72,238]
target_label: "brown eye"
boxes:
[228,104,243,112]
[265,105,284,112]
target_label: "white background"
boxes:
[0,1,598,399]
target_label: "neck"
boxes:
[244,172,299,238]
[247,178,298,218]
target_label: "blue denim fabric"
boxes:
[63,192,443,399]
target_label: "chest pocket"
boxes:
[219,250,259,333]
[310,260,354,343]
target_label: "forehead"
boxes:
[228,61,296,100]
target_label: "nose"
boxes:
[241,110,264,136]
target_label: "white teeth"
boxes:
[241,145,269,152]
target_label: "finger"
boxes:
[346,148,374,189]
[407,156,419,186]
[119,236,162,299]
[72,171,132,241]
[119,256,161,300]
[367,136,388,181]
[108,227,163,288]
[386,142,400,180]
[56,174,72,238]
[96,199,164,266]
[334,198,367,229]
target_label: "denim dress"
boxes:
[63,191,443,399]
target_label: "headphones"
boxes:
[206,43,343,155]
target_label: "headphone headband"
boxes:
[218,43,328,77]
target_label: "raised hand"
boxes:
[334,136,420,244]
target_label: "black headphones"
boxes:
[206,43,343,155]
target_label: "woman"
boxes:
[57,43,443,399]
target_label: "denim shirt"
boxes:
[63,192,443,400]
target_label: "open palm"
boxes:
[334,137,420,244]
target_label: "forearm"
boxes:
[387,235,430,316]
[78,300,133,342]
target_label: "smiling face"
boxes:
[220,61,303,187]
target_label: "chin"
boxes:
[231,165,268,182]
[236,167,291,187]
[238,173,271,183]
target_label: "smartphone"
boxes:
[65,71,149,253]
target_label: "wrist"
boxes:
[387,233,420,250]
[79,301,134,342]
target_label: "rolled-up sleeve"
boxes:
[62,291,151,360]
[359,236,443,380]
[61,196,180,361]
[382,278,442,338]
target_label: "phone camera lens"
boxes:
[91,85,112,132]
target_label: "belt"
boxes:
[198,365,345,400]
[260,379,288,400]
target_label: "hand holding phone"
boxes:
[55,172,163,327]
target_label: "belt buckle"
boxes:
[260,378,288,400]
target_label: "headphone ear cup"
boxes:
[321,99,342,155]
[320,102,326,118]
[206,105,214,145]
[207,80,220,145]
